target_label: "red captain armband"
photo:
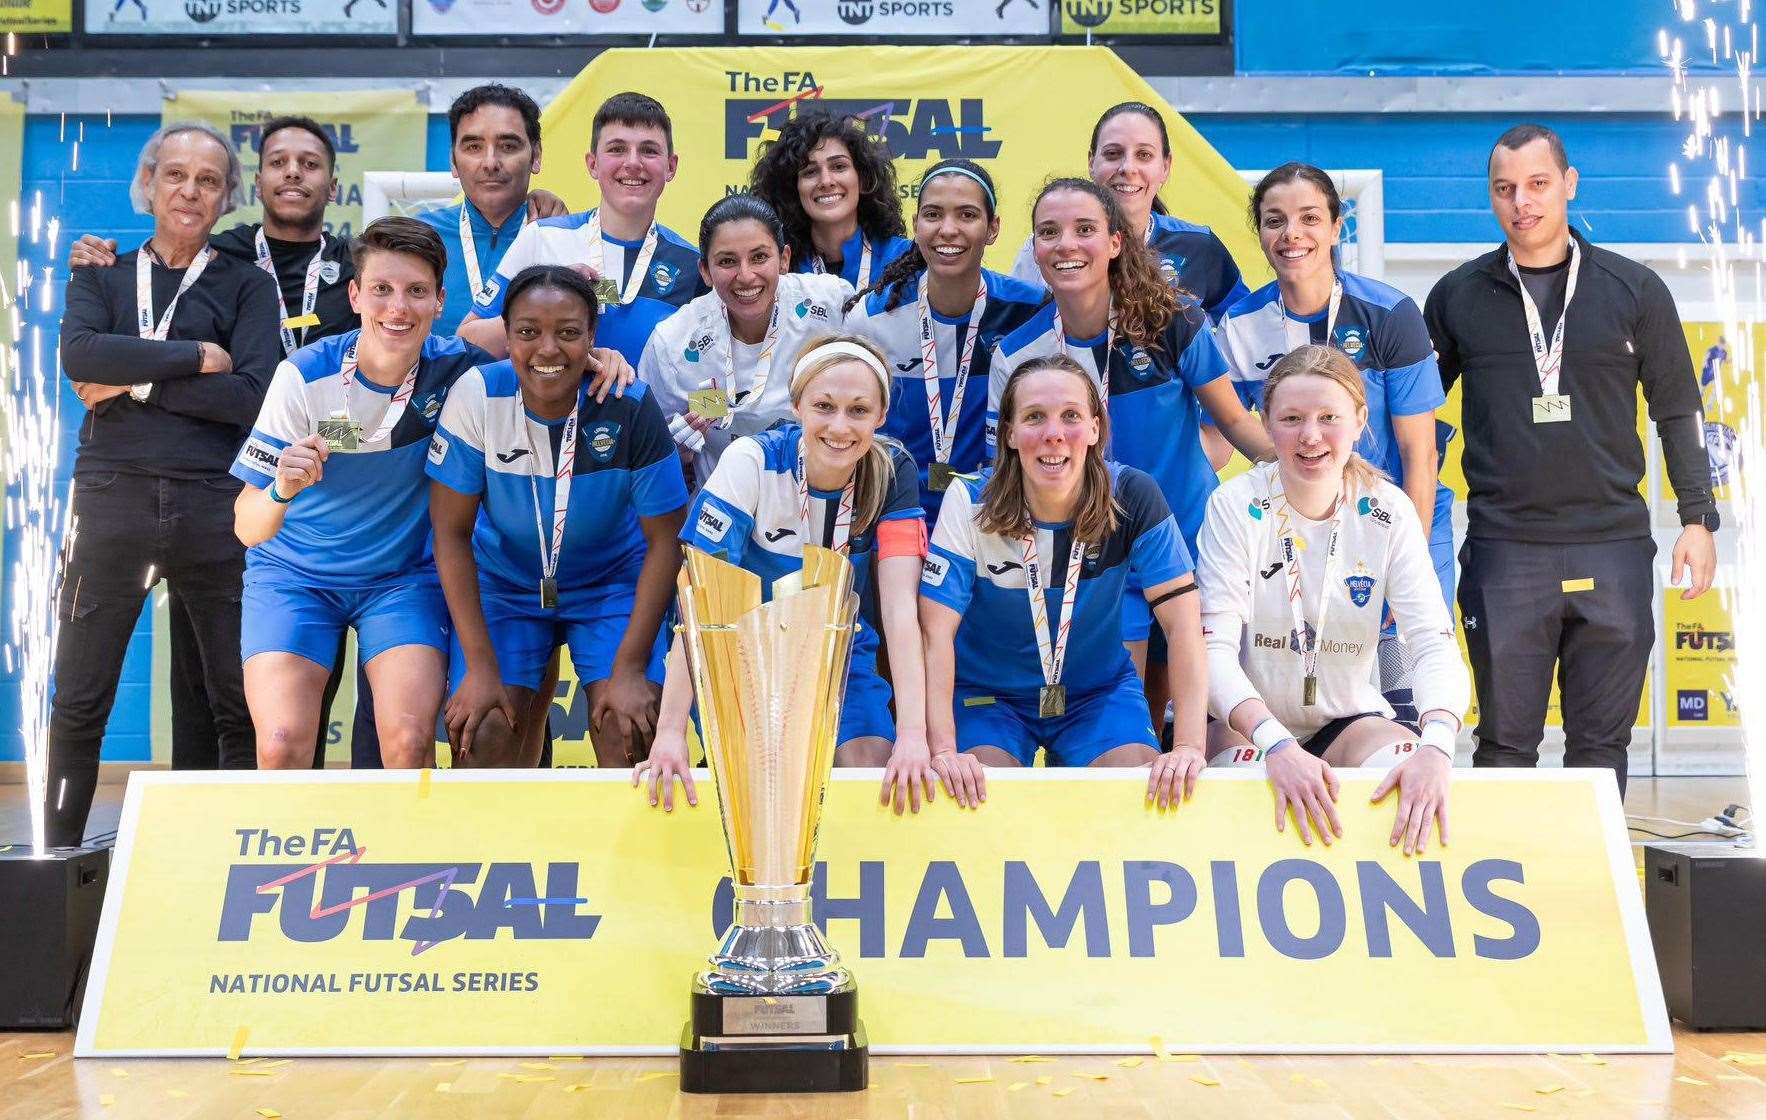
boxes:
[876,517,929,561]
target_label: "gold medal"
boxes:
[929,461,957,492]
[1532,393,1572,423]
[688,387,731,420]
[1038,684,1067,719]
[592,276,621,309]
[317,416,362,452]
[1302,674,1318,706]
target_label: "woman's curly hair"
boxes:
[1031,177,1187,355]
[748,111,906,271]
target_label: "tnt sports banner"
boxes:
[1059,0,1220,36]
[88,0,394,33]
[78,770,1668,1056]
[737,0,1045,38]
[0,0,68,32]
[533,47,1266,285]
[413,0,717,38]
[162,92,424,249]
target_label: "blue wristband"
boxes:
[268,483,295,504]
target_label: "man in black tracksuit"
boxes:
[1424,124,1717,797]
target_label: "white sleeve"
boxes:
[1008,236,1041,286]
[639,318,687,419]
[985,341,1007,458]
[232,360,310,487]
[1195,482,1262,723]
[1384,497,1471,727]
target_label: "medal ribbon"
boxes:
[715,299,782,430]
[1023,526,1085,697]
[458,204,491,305]
[136,244,213,341]
[1268,476,1346,699]
[1050,302,1117,400]
[1277,275,1344,355]
[338,342,420,447]
[811,236,873,288]
[918,274,988,469]
[1507,237,1582,396]
[522,395,579,595]
[796,441,855,555]
[584,210,660,306]
[255,227,327,356]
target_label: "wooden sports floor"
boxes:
[4,777,1764,1120]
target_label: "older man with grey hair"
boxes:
[46,121,280,847]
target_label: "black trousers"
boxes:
[166,609,382,770]
[46,472,254,846]
[1458,536,1656,797]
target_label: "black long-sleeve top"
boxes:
[60,247,282,479]
[1424,228,1715,543]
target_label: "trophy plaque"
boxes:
[674,544,869,1094]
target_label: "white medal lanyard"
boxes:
[1269,477,1346,706]
[1050,302,1117,400]
[796,442,854,555]
[586,210,660,306]
[256,227,326,356]
[136,244,213,341]
[1277,275,1343,355]
[812,236,872,288]
[1507,238,1581,397]
[458,204,490,305]
[1024,525,1085,708]
[715,299,781,430]
[338,343,420,446]
[522,394,578,608]
[918,274,988,469]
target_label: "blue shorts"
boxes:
[954,666,1158,767]
[448,578,666,693]
[241,574,449,667]
[839,654,896,745]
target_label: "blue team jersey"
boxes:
[1146,213,1251,320]
[469,211,706,367]
[793,228,913,289]
[921,464,1192,695]
[413,199,527,336]
[1215,271,1450,495]
[988,300,1230,552]
[846,268,1048,520]
[231,331,487,585]
[679,425,923,673]
[426,361,688,598]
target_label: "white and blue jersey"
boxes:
[680,425,924,745]
[413,199,527,336]
[845,268,1047,519]
[1215,271,1454,608]
[988,300,1230,554]
[1011,213,1249,321]
[427,360,688,600]
[469,210,706,366]
[922,464,1191,696]
[794,228,913,290]
[232,331,486,586]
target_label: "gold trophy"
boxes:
[675,544,869,1094]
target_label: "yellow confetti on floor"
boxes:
[1536,1084,1566,1094]
[565,1083,594,1092]
[166,1089,188,1099]
[109,1069,128,1079]
[1007,1055,1056,1063]
[231,1069,275,1078]
[99,1095,114,1108]
[1190,1075,1221,1087]
[256,1110,282,1119]
[434,1083,452,1093]
[18,1052,55,1061]
[1116,1057,1143,1068]
[549,1056,584,1062]
[954,1075,994,1084]
[1676,1075,1711,1086]
[1310,1078,1328,1091]
[1501,1105,1538,1113]
[227,1027,250,1061]
[513,1074,554,1083]
[635,1071,677,1083]
[1723,1053,1766,1066]
[1150,1036,1170,1060]
[1008,1081,1029,1091]
[1034,1075,1053,1086]
[1718,1074,1753,1082]
[1577,1053,1607,1065]
[429,1059,467,1067]
[1052,1087,1076,1098]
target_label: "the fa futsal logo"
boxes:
[1706,420,1740,487]
[837,0,872,22]
[184,0,221,21]
[1064,0,1112,27]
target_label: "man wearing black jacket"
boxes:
[1424,124,1717,796]
[48,122,280,846]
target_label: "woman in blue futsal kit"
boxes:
[428,265,689,768]
[845,158,1047,522]
[635,334,964,816]
[921,353,1208,811]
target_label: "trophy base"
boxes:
[679,988,869,1093]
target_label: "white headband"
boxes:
[791,340,891,401]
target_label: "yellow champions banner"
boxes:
[0,0,67,32]
[163,90,427,242]
[533,46,1267,286]
[78,770,1668,1056]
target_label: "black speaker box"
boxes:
[0,845,110,1029]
